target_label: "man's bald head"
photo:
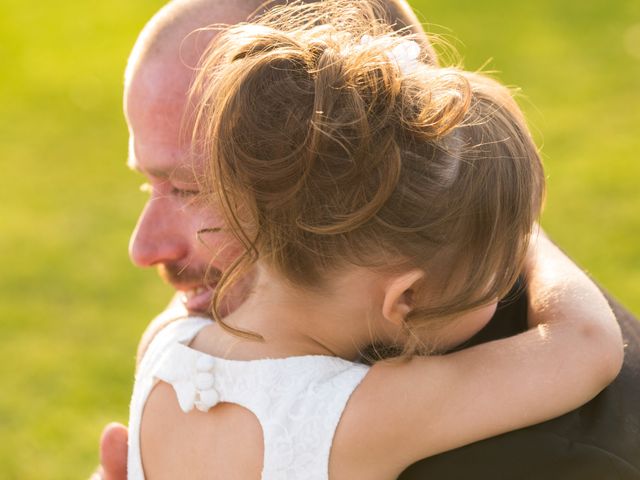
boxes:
[125,0,263,91]
[125,0,435,95]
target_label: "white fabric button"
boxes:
[196,355,215,372]
[198,388,220,410]
[195,372,215,390]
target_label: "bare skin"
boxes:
[94,424,127,480]
[95,0,621,478]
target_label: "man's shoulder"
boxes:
[399,425,640,479]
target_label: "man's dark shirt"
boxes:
[400,279,640,479]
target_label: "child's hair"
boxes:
[190,0,545,356]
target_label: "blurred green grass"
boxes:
[0,0,637,477]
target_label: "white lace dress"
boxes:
[128,316,369,479]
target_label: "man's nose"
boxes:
[129,198,188,267]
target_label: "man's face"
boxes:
[124,63,245,316]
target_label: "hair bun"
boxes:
[402,68,472,140]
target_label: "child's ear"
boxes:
[382,269,425,326]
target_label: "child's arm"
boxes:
[335,233,624,479]
[524,227,610,330]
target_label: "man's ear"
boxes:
[382,269,425,326]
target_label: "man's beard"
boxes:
[157,263,221,287]
[156,262,249,318]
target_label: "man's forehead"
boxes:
[127,137,200,183]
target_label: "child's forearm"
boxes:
[524,227,623,382]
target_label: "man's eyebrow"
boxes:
[127,161,169,179]
[126,159,196,183]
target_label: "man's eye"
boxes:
[171,187,199,198]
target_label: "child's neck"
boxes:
[192,264,397,362]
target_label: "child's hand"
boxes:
[90,423,128,480]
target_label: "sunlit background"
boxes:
[1,0,638,477]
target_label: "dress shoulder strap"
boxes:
[128,316,213,480]
[153,344,369,480]
[137,316,212,379]
[253,356,368,480]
